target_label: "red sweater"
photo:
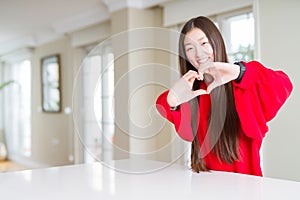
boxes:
[156,61,293,176]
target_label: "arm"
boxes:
[233,61,293,139]
[156,70,208,142]
[156,91,194,142]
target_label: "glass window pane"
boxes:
[223,12,254,62]
[3,60,31,157]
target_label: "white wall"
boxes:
[255,0,300,181]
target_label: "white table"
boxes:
[0,159,299,200]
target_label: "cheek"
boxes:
[205,45,213,55]
[186,54,199,68]
[186,53,197,66]
[185,51,194,62]
[210,51,214,61]
[207,46,214,60]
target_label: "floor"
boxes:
[0,160,28,172]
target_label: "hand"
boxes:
[199,61,240,93]
[167,70,208,107]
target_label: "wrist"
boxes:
[232,63,240,80]
[170,105,179,111]
[167,91,178,107]
[234,61,246,83]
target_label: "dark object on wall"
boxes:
[41,54,62,113]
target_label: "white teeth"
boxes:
[197,57,209,64]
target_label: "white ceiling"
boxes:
[0,0,110,55]
[0,0,172,55]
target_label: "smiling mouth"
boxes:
[197,57,211,64]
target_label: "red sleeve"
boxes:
[233,61,293,140]
[156,91,194,142]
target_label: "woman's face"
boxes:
[184,28,214,70]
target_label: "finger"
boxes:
[184,71,201,82]
[187,75,201,83]
[207,82,219,94]
[197,71,204,80]
[183,70,198,78]
[202,65,218,76]
[193,89,208,97]
[199,60,214,74]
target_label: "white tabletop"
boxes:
[0,159,299,200]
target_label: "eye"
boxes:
[202,41,209,45]
[185,46,194,52]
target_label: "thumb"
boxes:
[193,89,208,97]
[207,82,219,94]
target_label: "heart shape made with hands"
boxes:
[168,61,236,106]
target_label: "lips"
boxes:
[197,57,211,64]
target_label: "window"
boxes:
[2,59,31,157]
[215,9,255,62]
[80,43,114,163]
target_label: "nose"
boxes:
[195,45,206,59]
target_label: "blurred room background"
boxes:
[0,0,299,182]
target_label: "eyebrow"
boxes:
[184,36,207,46]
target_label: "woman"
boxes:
[156,16,293,176]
